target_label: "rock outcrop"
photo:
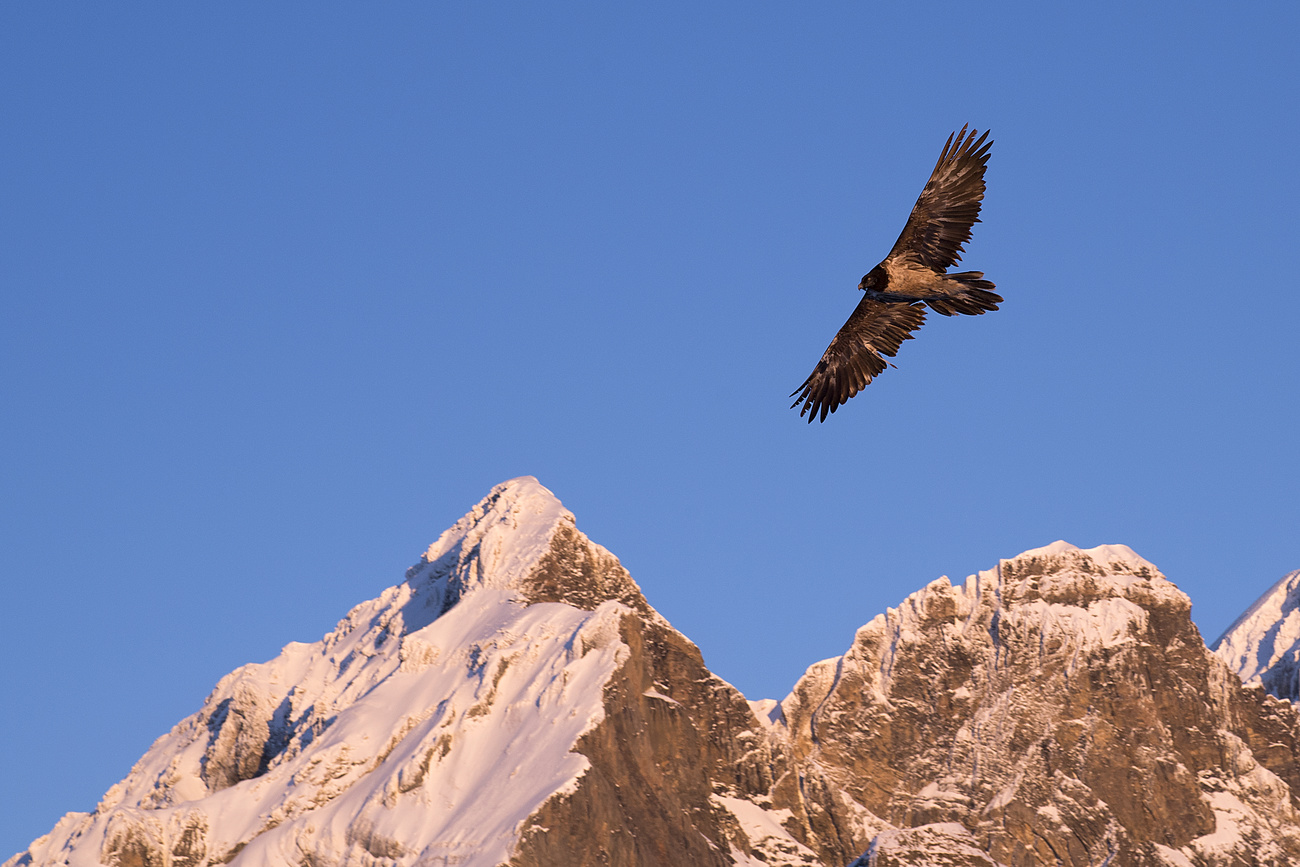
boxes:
[8,480,1300,867]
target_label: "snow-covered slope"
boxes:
[9,478,643,867]
[1214,570,1300,702]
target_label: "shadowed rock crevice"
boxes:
[200,690,273,793]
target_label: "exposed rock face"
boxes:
[9,482,1300,867]
[510,608,774,867]
[771,542,1300,866]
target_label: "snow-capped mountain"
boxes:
[1214,570,1300,702]
[11,478,652,867]
[9,479,1300,867]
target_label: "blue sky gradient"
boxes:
[3,3,1298,856]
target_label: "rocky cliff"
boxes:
[8,480,1300,867]
[772,543,1300,866]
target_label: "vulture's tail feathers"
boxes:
[926,271,1002,316]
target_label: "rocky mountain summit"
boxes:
[9,478,1300,867]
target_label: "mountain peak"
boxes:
[788,541,1188,731]
[409,475,571,596]
[405,476,654,621]
[1214,568,1300,701]
[992,539,1186,616]
[1003,539,1161,577]
[779,542,1300,866]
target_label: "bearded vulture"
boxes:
[791,126,1001,422]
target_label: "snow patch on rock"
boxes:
[714,796,820,866]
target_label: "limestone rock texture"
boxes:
[8,480,1300,867]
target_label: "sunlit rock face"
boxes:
[774,542,1300,866]
[8,482,1300,867]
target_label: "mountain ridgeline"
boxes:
[10,478,1300,867]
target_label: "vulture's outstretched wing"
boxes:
[790,299,927,422]
[886,126,992,272]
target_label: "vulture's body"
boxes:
[791,126,1001,422]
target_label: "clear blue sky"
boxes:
[3,2,1298,856]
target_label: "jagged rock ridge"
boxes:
[9,480,1300,867]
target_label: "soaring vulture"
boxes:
[791,126,1001,422]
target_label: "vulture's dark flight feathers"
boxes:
[791,126,1001,422]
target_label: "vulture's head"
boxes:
[859,266,886,292]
